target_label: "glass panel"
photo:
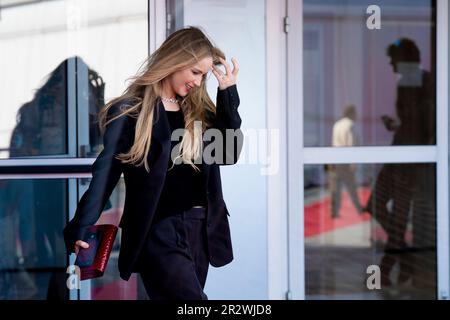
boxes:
[305,163,436,299]
[6,60,69,157]
[0,0,148,159]
[83,178,147,300]
[0,179,68,300]
[303,0,435,147]
[74,1,148,158]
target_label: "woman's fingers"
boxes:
[219,57,232,76]
[76,240,90,248]
[74,240,90,254]
[212,66,228,85]
[212,57,238,89]
[231,57,239,76]
[211,65,224,78]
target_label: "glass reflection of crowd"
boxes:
[366,38,436,290]
[0,57,105,299]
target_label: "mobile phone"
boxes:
[75,230,102,268]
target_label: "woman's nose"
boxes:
[194,76,202,87]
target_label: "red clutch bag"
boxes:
[75,224,118,280]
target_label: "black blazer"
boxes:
[64,85,242,280]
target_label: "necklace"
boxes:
[161,96,179,104]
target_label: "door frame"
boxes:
[286,0,450,300]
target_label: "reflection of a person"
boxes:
[329,104,364,218]
[2,57,105,299]
[10,61,67,156]
[10,58,105,157]
[366,38,436,288]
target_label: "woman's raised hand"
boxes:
[211,57,239,90]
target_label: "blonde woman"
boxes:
[63,26,242,300]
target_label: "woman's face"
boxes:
[166,56,213,97]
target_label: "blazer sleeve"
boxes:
[209,84,243,165]
[63,102,134,253]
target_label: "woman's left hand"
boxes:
[212,57,239,90]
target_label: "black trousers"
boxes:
[138,207,209,300]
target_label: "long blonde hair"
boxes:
[99,26,225,172]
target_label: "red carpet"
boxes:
[304,188,371,237]
[92,275,138,300]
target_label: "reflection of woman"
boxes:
[64,27,242,300]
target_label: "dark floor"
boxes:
[305,245,436,300]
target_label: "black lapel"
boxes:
[151,100,171,148]
[143,100,171,169]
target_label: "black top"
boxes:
[153,109,207,222]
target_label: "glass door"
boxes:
[287,0,449,299]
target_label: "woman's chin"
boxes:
[182,86,192,96]
[178,91,188,98]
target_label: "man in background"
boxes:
[329,104,364,218]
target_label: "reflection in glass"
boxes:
[383,39,435,146]
[328,164,364,218]
[330,106,365,218]
[303,0,435,147]
[305,163,436,299]
[0,0,148,159]
[7,57,106,158]
[80,57,106,157]
[9,61,68,157]
[0,179,67,300]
